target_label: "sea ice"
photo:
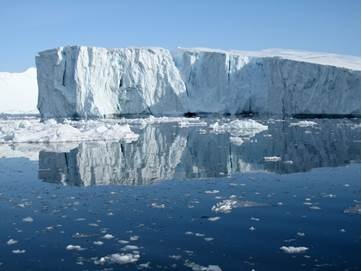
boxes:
[280,246,309,254]
[0,119,139,143]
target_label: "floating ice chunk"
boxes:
[151,203,166,209]
[289,121,318,128]
[0,119,139,143]
[93,241,104,246]
[169,255,182,260]
[344,204,361,214]
[119,240,130,244]
[179,119,207,128]
[205,190,219,194]
[212,198,264,214]
[263,156,281,162]
[66,245,86,251]
[297,232,305,237]
[204,237,214,242]
[212,199,238,213]
[130,235,139,241]
[122,245,139,251]
[103,234,114,239]
[207,217,221,222]
[184,260,223,271]
[249,226,255,231]
[280,246,309,254]
[210,119,267,139]
[6,239,18,245]
[12,249,26,254]
[95,252,140,265]
[22,217,34,223]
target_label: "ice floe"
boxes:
[280,246,309,254]
[212,198,264,214]
[0,119,139,143]
[95,252,140,265]
[66,245,86,251]
[6,239,18,245]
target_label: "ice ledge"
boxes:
[36,46,361,118]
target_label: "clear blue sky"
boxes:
[0,0,360,71]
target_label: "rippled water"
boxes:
[0,117,360,270]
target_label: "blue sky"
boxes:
[0,0,360,71]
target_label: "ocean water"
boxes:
[0,117,360,270]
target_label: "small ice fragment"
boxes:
[93,241,104,246]
[280,246,309,254]
[205,190,219,194]
[130,235,139,241]
[208,217,221,222]
[297,232,305,237]
[169,255,182,260]
[66,245,86,251]
[264,156,281,162]
[22,217,33,223]
[204,237,214,242]
[249,226,255,231]
[119,240,130,244]
[250,217,260,221]
[103,234,114,239]
[122,245,139,251]
[12,249,26,254]
[151,203,165,209]
[6,239,18,245]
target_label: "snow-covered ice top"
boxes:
[34,46,360,118]
[178,47,361,70]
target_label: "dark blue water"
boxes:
[0,118,360,270]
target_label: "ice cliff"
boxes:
[36,46,361,118]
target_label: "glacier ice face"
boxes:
[36,47,186,118]
[36,46,361,118]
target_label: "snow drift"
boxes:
[36,46,361,118]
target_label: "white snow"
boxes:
[0,119,139,143]
[280,246,309,254]
[36,46,360,118]
[0,68,38,114]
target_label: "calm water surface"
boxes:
[0,117,360,270]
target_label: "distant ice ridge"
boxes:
[36,46,360,118]
[0,68,38,114]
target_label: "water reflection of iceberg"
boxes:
[38,119,360,186]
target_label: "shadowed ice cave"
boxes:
[38,119,360,186]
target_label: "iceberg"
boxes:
[36,46,360,118]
